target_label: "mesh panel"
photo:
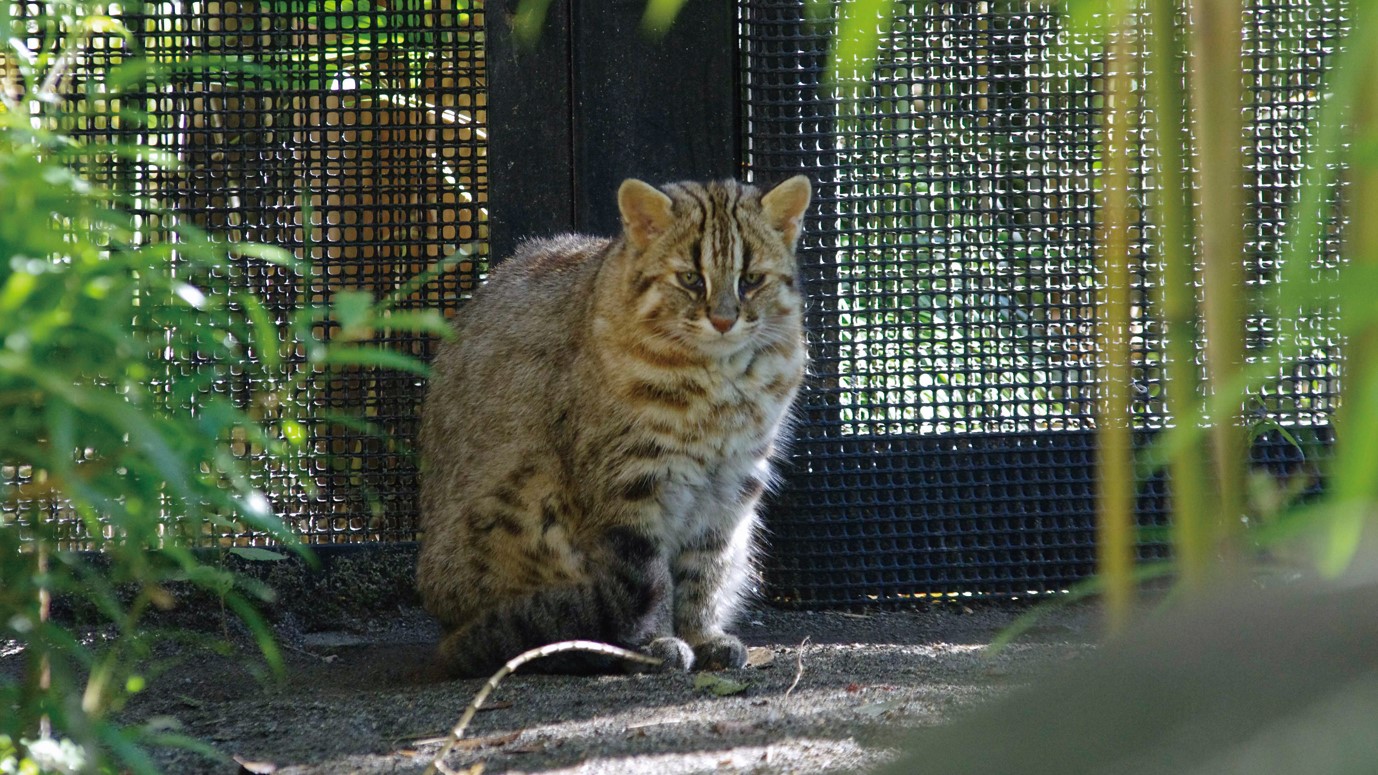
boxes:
[6,0,1346,597]
[7,1,486,546]
[156,0,486,544]
[742,0,1343,605]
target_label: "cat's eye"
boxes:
[677,271,705,289]
[739,272,766,292]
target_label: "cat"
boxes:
[417,175,812,677]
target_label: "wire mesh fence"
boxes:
[3,0,487,546]
[4,0,1347,604]
[742,0,1343,605]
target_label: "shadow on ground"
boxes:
[116,602,1096,774]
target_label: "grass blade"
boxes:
[1094,11,1139,636]
[1190,0,1250,564]
[1146,0,1211,592]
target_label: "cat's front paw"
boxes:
[692,635,747,671]
[626,636,695,673]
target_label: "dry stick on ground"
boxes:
[784,636,810,700]
[424,641,663,775]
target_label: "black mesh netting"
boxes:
[159,0,487,544]
[741,0,1344,605]
[5,0,1347,602]
[3,0,487,546]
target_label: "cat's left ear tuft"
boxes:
[761,175,812,246]
[618,179,675,248]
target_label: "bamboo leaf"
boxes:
[1321,5,1378,575]
[373,310,453,336]
[319,346,431,375]
[237,293,283,372]
[228,547,289,563]
[231,242,304,273]
[378,245,479,310]
[641,0,690,36]
[222,592,285,678]
[827,0,896,98]
[513,0,556,46]
[804,0,832,24]
[331,289,376,341]
[988,563,1176,654]
[316,410,390,440]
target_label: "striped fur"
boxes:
[417,177,812,677]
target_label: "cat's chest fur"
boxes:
[604,332,796,431]
[576,329,800,544]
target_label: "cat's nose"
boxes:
[709,314,735,333]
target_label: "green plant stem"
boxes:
[1324,0,1378,574]
[1189,0,1249,566]
[81,585,153,718]
[19,512,50,739]
[1148,0,1210,591]
[1095,18,1137,637]
[37,541,51,740]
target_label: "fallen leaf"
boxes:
[846,683,862,693]
[479,700,514,712]
[694,673,750,696]
[746,647,775,668]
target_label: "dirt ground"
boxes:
[119,600,1098,774]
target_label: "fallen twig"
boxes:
[424,640,661,775]
[625,718,686,731]
[784,636,810,700]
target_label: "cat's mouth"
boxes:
[686,317,756,353]
[646,316,765,360]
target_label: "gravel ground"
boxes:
[116,601,1098,774]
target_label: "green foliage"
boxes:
[0,0,452,770]
[824,0,895,95]
[639,0,690,36]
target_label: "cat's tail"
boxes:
[437,529,683,677]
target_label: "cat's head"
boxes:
[615,176,812,356]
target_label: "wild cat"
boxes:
[417,176,812,677]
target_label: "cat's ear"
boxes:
[618,179,675,248]
[761,175,812,246]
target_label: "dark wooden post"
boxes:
[486,0,739,260]
[484,0,576,261]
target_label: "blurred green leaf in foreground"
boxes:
[0,0,452,769]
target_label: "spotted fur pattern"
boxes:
[417,176,812,677]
